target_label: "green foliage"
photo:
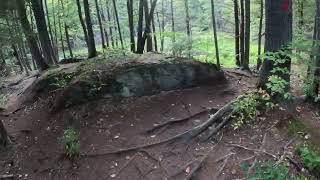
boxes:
[231,90,274,129]
[297,146,320,175]
[242,161,289,180]
[266,75,291,100]
[60,127,80,157]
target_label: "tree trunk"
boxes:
[161,0,165,53]
[242,0,250,70]
[258,0,293,89]
[112,0,124,49]
[83,0,97,58]
[151,0,158,52]
[233,0,240,66]
[95,0,106,49]
[170,0,175,55]
[240,0,245,65]
[99,0,109,47]
[127,0,135,52]
[144,0,153,52]
[31,0,57,65]
[58,0,66,59]
[184,0,192,58]
[136,0,144,53]
[106,2,115,47]
[257,0,264,70]
[60,0,73,58]
[52,0,59,58]
[75,0,89,46]
[16,0,49,71]
[210,0,220,67]
[136,0,158,54]
[44,0,57,62]
[312,0,320,96]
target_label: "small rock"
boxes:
[150,135,156,138]
[110,174,116,178]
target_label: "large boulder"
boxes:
[46,54,225,108]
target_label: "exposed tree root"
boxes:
[146,108,216,134]
[81,101,235,158]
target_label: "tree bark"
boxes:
[136,0,144,53]
[112,0,124,49]
[57,0,66,59]
[144,0,153,52]
[233,0,240,66]
[106,2,115,47]
[257,0,264,70]
[210,0,220,67]
[151,0,158,52]
[95,0,106,49]
[75,0,89,46]
[184,0,192,58]
[259,0,293,89]
[31,0,57,65]
[83,0,97,58]
[44,0,57,62]
[312,0,320,96]
[170,0,175,55]
[243,0,250,70]
[16,0,49,71]
[127,0,135,52]
[0,119,10,147]
[240,0,245,65]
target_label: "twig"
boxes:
[0,174,14,179]
[218,156,230,174]
[229,144,277,159]
[215,152,235,163]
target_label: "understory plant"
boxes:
[231,89,274,129]
[297,146,320,176]
[60,127,80,157]
[242,161,289,180]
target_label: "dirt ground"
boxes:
[1,68,320,180]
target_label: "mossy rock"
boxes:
[44,54,225,109]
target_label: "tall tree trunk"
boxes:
[259,0,293,89]
[136,0,158,54]
[136,0,144,53]
[99,0,109,47]
[170,0,175,55]
[257,0,264,70]
[161,0,165,53]
[151,0,158,52]
[52,0,59,58]
[44,0,57,62]
[16,0,49,71]
[112,0,124,49]
[127,0,135,52]
[31,0,57,65]
[95,0,106,49]
[58,0,66,59]
[75,0,89,46]
[144,0,153,52]
[210,0,220,67]
[312,0,320,96]
[106,2,115,47]
[83,0,97,58]
[184,0,192,58]
[61,0,73,58]
[240,0,245,65]
[243,0,250,70]
[233,0,240,66]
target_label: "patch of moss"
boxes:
[37,71,77,92]
[287,118,309,136]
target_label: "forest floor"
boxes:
[0,62,320,179]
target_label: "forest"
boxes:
[0,0,320,179]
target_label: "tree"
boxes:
[112,0,124,49]
[312,0,320,97]
[95,0,106,49]
[259,0,293,89]
[240,0,245,65]
[257,0,264,70]
[233,0,240,66]
[242,0,250,70]
[31,0,57,65]
[184,0,192,58]
[210,0,220,67]
[127,0,135,52]
[75,0,89,46]
[83,0,97,58]
[16,0,49,71]
[170,0,175,55]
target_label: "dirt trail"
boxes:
[1,70,320,180]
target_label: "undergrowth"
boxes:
[297,146,320,177]
[60,127,80,158]
[242,161,289,180]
